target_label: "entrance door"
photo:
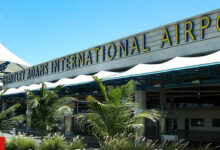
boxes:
[185,118,189,138]
[173,118,177,134]
[166,118,172,134]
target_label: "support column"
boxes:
[159,88,166,135]
[135,89,146,136]
[2,100,6,112]
[65,115,73,135]
[26,102,32,130]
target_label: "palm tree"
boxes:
[25,83,75,137]
[77,76,160,139]
[0,88,24,130]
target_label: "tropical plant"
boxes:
[68,135,86,150]
[6,133,37,150]
[77,76,160,140]
[100,134,132,150]
[40,133,68,150]
[25,83,75,137]
[101,133,157,150]
[0,88,24,130]
[160,139,189,150]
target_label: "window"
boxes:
[77,102,89,113]
[173,118,177,130]
[213,119,220,127]
[191,118,204,127]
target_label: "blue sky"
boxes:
[0,0,220,65]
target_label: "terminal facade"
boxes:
[2,9,220,143]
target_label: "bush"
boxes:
[134,137,157,150]
[40,133,68,150]
[160,139,189,150]
[100,133,136,150]
[101,135,131,150]
[101,133,191,150]
[6,133,37,150]
[68,135,86,150]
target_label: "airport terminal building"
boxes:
[2,9,220,143]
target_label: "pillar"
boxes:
[65,115,73,135]
[26,102,32,130]
[135,89,146,136]
[2,100,6,112]
[159,88,166,135]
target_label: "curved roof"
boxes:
[0,43,31,73]
[0,43,31,67]
[3,50,220,95]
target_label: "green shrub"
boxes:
[40,133,68,150]
[192,143,215,150]
[134,137,157,150]
[159,139,189,150]
[6,133,37,150]
[100,133,132,150]
[68,135,86,150]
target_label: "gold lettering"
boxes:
[60,58,65,71]
[86,50,92,65]
[52,60,59,73]
[102,46,105,61]
[200,16,210,39]
[71,55,77,68]
[39,65,44,76]
[66,56,70,70]
[185,21,195,41]
[35,66,39,77]
[78,53,85,67]
[94,47,100,62]
[131,36,140,55]
[119,40,128,57]
[44,63,48,75]
[217,15,220,32]
[176,24,179,44]
[142,34,149,52]
[160,28,172,48]
[107,43,116,60]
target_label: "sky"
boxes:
[0,0,220,66]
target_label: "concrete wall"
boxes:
[168,108,220,132]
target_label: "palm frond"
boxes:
[25,82,76,136]
[135,109,161,122]
[0,103,21,119]
[54,106,73,118]
[79,77,160,138]
[9,114,25,122]
[92,76,109,102]
[0,87,9,98]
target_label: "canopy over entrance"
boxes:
[0,43,31,86]
[0,43,31,72]
[3,50,220,96]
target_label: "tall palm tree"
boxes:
[0,88,24,130]
[77,76,160,139]
[25,83,75,137]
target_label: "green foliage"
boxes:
[100,133,156,150]
[191,143,216,150]
[68,135,86,150]
[0,88,24,130]
[40,134,68,150]
[159,139,189,150]
[100,135,131,150]
[25,83,75,136]
[6,133,37,150]
[134,137,157,150]
[100,133,219,150]
[77,76,160,139]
